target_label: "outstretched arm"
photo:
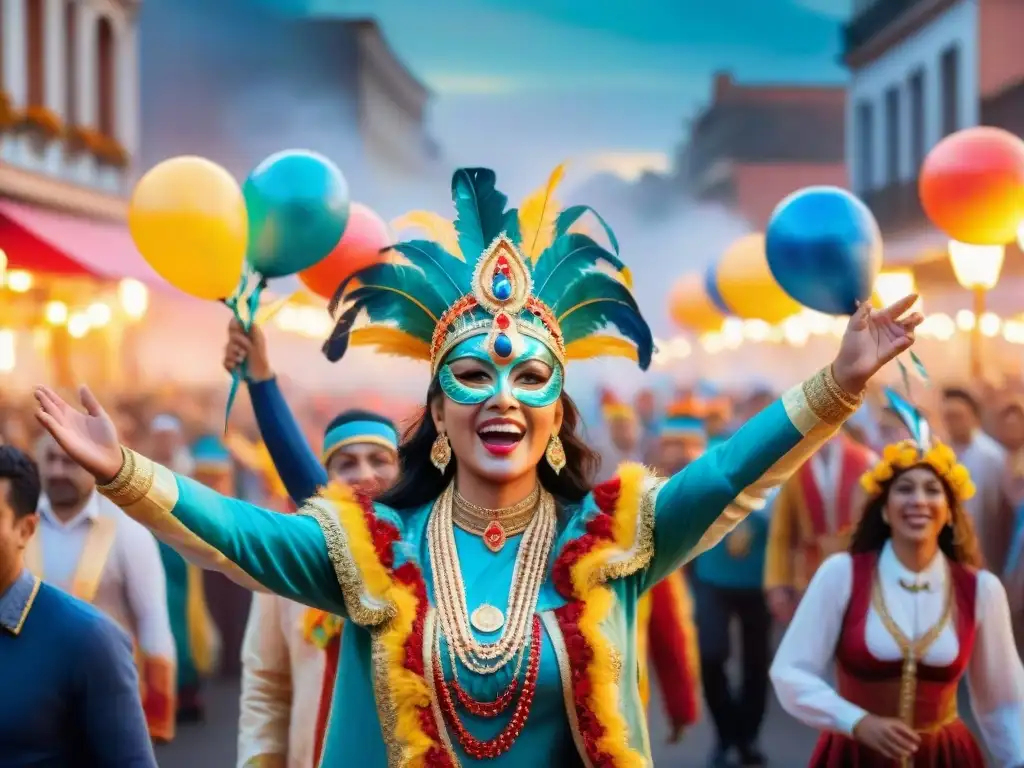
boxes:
[249,377,328,505]
[641,365,858,587]
[99,446,344,612]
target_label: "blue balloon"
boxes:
[765,186,882,315]
[244,150,350,279]
[703,264,731,315]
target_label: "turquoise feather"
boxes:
[389,240,467,307]
[554,205,620,254]
[884,387,931,451]
[532,234,628,300]
[452,168,509,262]
[502,209,522,246]
[557,274,653,369]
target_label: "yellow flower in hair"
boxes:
[896,445,919,467]
[882,444,903,464]
[948,464,970,487]
[860,473,880,495]
[874,462,894,482]
[960,479,976,501]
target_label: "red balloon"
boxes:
[919,126,1024,245]
[299,202,390,299]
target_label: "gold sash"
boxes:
[25,515,118,604]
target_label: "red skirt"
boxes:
[809,720,985,767]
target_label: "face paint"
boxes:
[439,334,563,408]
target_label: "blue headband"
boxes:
[659,415,706,440]
[322,420,399,463]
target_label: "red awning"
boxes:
[0,199,164,285]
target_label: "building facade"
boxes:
[0,0,138,218]
[139,1,442,219]
[844,0,1024,268]
[675,72,847,229]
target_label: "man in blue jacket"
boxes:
[0,445,155,767]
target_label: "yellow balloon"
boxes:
[715,233,801,324]
[668,273,725,333]
[128,156,248,301]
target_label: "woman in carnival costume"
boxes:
[771,389,1024,767]
[33,167,920,767]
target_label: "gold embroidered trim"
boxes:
[299,498,395,628]
[541,611,595,768]
[370,631,402,767]
[97,447,155,507]
[801,366,862,426]
[594,471,659,584]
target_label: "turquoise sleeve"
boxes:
[173,476,345,613]
[643,399,806,588]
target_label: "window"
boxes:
[64,1,77,125]
[885,86,900,184]
[908,68,926,171]
[940,45,960,136]
[856,100,875,192]
[97,16,116,136]
[25,0,44,106]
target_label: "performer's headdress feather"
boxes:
[860,388,974,501]
[323,166,652,375]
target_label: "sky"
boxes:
[298,0,853,186]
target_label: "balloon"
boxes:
[128,156,247,301]
[703,264,731,315]
[765,187,882,315]
[716,233,802,323]
[299,203,390,299]
[668,274,725,333]
[919,126,1024,245]
[244,150,350,278]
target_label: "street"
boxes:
[155,675,821,767]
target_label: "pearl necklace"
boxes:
[428,483,556,675]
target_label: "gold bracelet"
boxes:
[97,446,155,507]
[803,366,862,425]
[825,364,863,407]
[97,445,135,495]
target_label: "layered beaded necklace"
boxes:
[427,482,557,758]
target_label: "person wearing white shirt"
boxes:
[27,431,177,743]
[770,394,1024,767]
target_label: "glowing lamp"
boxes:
[67,313,90,339]
[44,301,68,325]
[6,270,32,293]
[117,279,149,319]
[948,241,1005,291]
[874,270,916,307]
[86,302,112,327]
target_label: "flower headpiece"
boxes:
[860,389,975,501]
[323,166,653,375]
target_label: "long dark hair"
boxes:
[849,465,983,568]
[378,377,600,511]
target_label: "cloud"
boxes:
[580,152,672,181]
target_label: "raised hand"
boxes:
[833,295,923,395]
[223,317,273,382]
[34,385,123,482]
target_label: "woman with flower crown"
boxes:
[770,389,1024,767]
[33,167,920,767]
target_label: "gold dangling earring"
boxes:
[431,432,451,473]
[545,434,566,475]
[881,510,890,526]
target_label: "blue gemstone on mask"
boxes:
[492,274,512,301]
[493,333,513,358]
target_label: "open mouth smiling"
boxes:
[476,418,526,456]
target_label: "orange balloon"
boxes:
[919,126,1024,245]
[668,274,725,333]
[299,202,390,299]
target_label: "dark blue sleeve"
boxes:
[81,617,157,767]
[248,377,328,504]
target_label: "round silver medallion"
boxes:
[470,604,505,634]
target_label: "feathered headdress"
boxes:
[860,389,975,501]
[323,166,653,375]
[659,396,707,440]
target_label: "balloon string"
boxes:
[223,270,268,433]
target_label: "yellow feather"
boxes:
[389,211,463,260]
[518,163,567,263]
[565,335,638,363]
[350,326,431,360]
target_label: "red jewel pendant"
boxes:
[483,521,506,553]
